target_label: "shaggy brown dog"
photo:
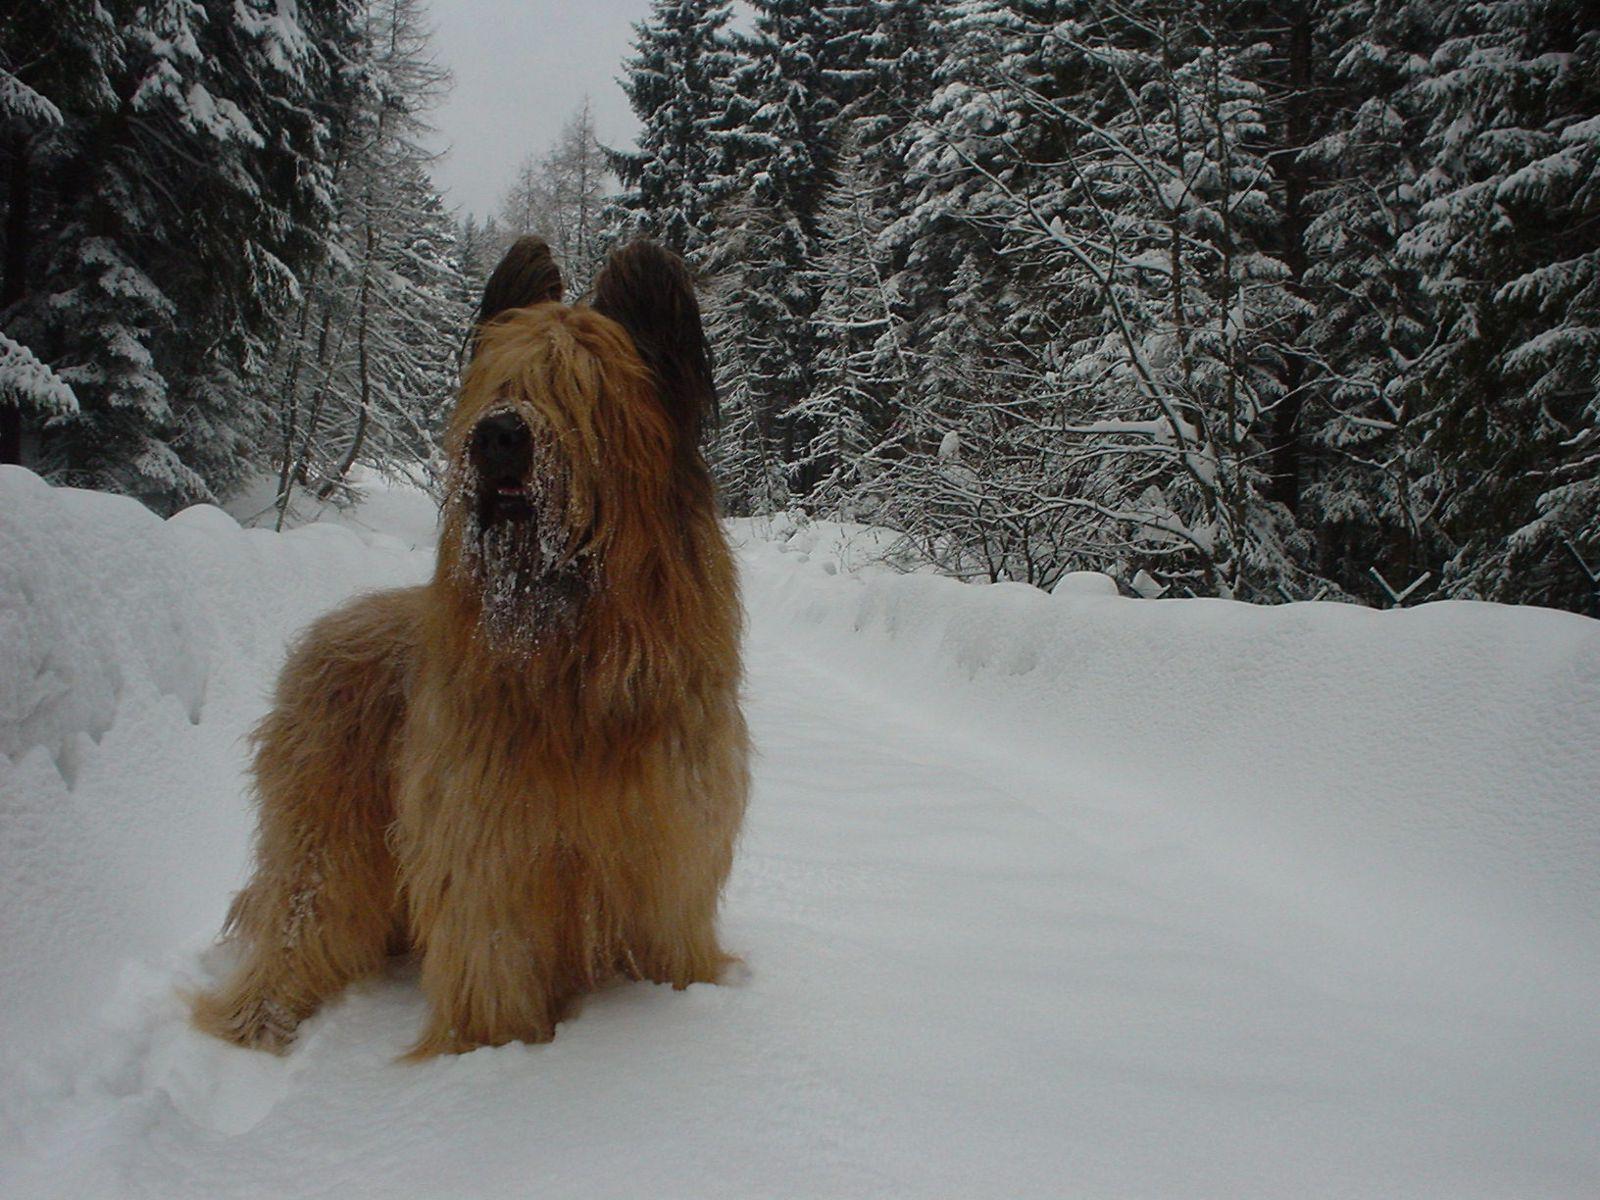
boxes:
[193,238,748,1058]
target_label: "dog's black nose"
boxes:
[471,412,532,478]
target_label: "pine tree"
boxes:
[700,194,803,513]
[707,0,856,501]
[1,0,359,509]
[0,0,118,465]
[610,0,738,256]
[794,139,913,516]
[456,214,490,305]
[1401,0,1600,610]
[1296,0,1446,604]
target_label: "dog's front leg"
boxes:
[396,778,570,1058]
[624,866,736,990]
[403,889,569,1059]
[623,720,748,989]
[192,590,418,1054]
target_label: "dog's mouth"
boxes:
[479,477,536,527]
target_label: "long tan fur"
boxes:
[194,240,748,1058]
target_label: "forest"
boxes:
[3,1,1599,613]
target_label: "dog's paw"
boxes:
[631,942,738,990]
[190,988,300,1055]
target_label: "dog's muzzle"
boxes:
[471,412,534,525]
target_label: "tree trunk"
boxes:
[322,217,379,498]
[1269,9,1315,513]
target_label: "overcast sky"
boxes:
[423,0,654,219]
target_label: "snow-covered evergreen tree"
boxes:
[793,139,913,517]
[700,194,801,515]
[2,0,359,509]
[704,0,858,502]
[455,214,495,307]
[609,0,738,256]
[1,0,119,465]
[1401,0,1600,611]
[1296,0,1447,604]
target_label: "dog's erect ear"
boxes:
[590,239,717,445]
[474,236,563,338]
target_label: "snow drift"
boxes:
[737,517,1600,997]
[0,465,430,1052]
[2,472,1598,1199]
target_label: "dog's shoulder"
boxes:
[276,586,425,699]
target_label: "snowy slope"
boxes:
[2,468,1598,1199]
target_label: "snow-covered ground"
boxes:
[2,464,1598,1199]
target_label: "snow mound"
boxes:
[740,526,1600,975]
[0,466,429,1056]
[1051,569,1122,597]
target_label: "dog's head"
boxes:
[440,236,716,646]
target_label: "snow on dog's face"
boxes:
[442,301,669,646]
[439,236,719,651]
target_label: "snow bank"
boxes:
[0,466,429,1052]
[736,520,1600,1017]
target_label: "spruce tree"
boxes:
[795,139,913,517]
[610,0,738,256]
[1297,0,1446,603]
[710,0,852,500]
[0,0,118,465]
[2,0,358,509]
[1401,0,1600,610]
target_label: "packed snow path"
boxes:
[2,469,1598,1198]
